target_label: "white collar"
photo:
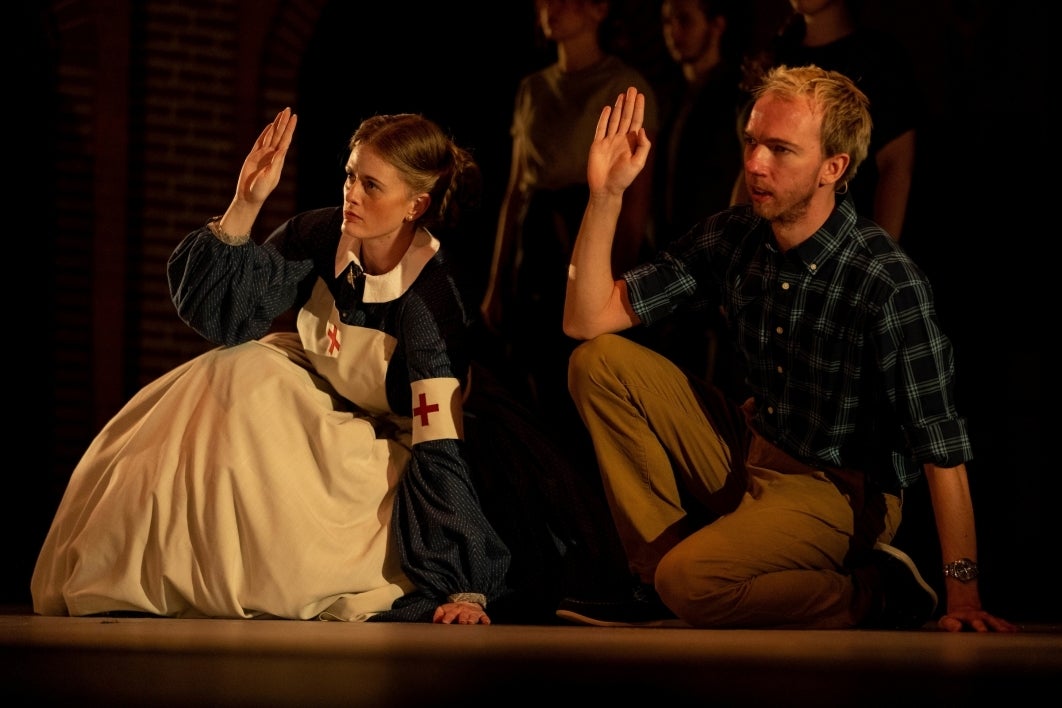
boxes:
[334,228,440,303]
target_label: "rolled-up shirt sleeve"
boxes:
[877,275,973,469]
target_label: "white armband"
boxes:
[411,377,463,444]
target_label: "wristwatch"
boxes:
[942,558,979,582]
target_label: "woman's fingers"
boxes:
[257,108,296,151]
[277,110,296,151]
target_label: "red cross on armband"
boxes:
[326,322,341,355]
[413,392,439,425]
[410,377,462,444]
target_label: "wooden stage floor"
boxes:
[3,608,1060,706]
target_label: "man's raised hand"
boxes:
[587,87,651,198]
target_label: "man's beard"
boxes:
[752,185,815,228]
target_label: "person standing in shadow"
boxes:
[644,0,754,397]
[735,0,923,241]
[478,0,660,461]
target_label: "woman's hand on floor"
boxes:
[433,601,491,625]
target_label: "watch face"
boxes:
[946,559,978,582]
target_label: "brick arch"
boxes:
[38,0,335,489]
[44,0,127,470]
[21,0,119,606]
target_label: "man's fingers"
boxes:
[632,90,645,131]
[595,104,612,141]
[617,86,637,132]
[602,88,643,138]
[606,91,625,135]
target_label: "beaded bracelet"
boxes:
[206,215,251,245]
[447,592,487,607]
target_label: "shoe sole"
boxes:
[555,608,692,629]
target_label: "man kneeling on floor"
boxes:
[557,65,1016,632]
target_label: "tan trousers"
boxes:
[568,334,901,628]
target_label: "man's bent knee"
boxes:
[655,542,736,628]
[568,334,629,393]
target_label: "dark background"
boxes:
[10,0,1050,621]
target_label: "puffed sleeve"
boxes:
[383,438,513,620]
[373,262,512,621]
[167,221,316,346]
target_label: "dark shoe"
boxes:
[866,542,938,629]
[556,584,688,628]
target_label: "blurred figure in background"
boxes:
[736,0,923,240]
[654,0,752,247]
[479,0,660,459]
[645,0,753,394]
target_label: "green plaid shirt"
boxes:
[626,197,971,490]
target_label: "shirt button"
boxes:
[775,326,783,334]
[781,282,790,290]
[809,263,817,271]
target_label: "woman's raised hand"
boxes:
[237,107,298,206]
